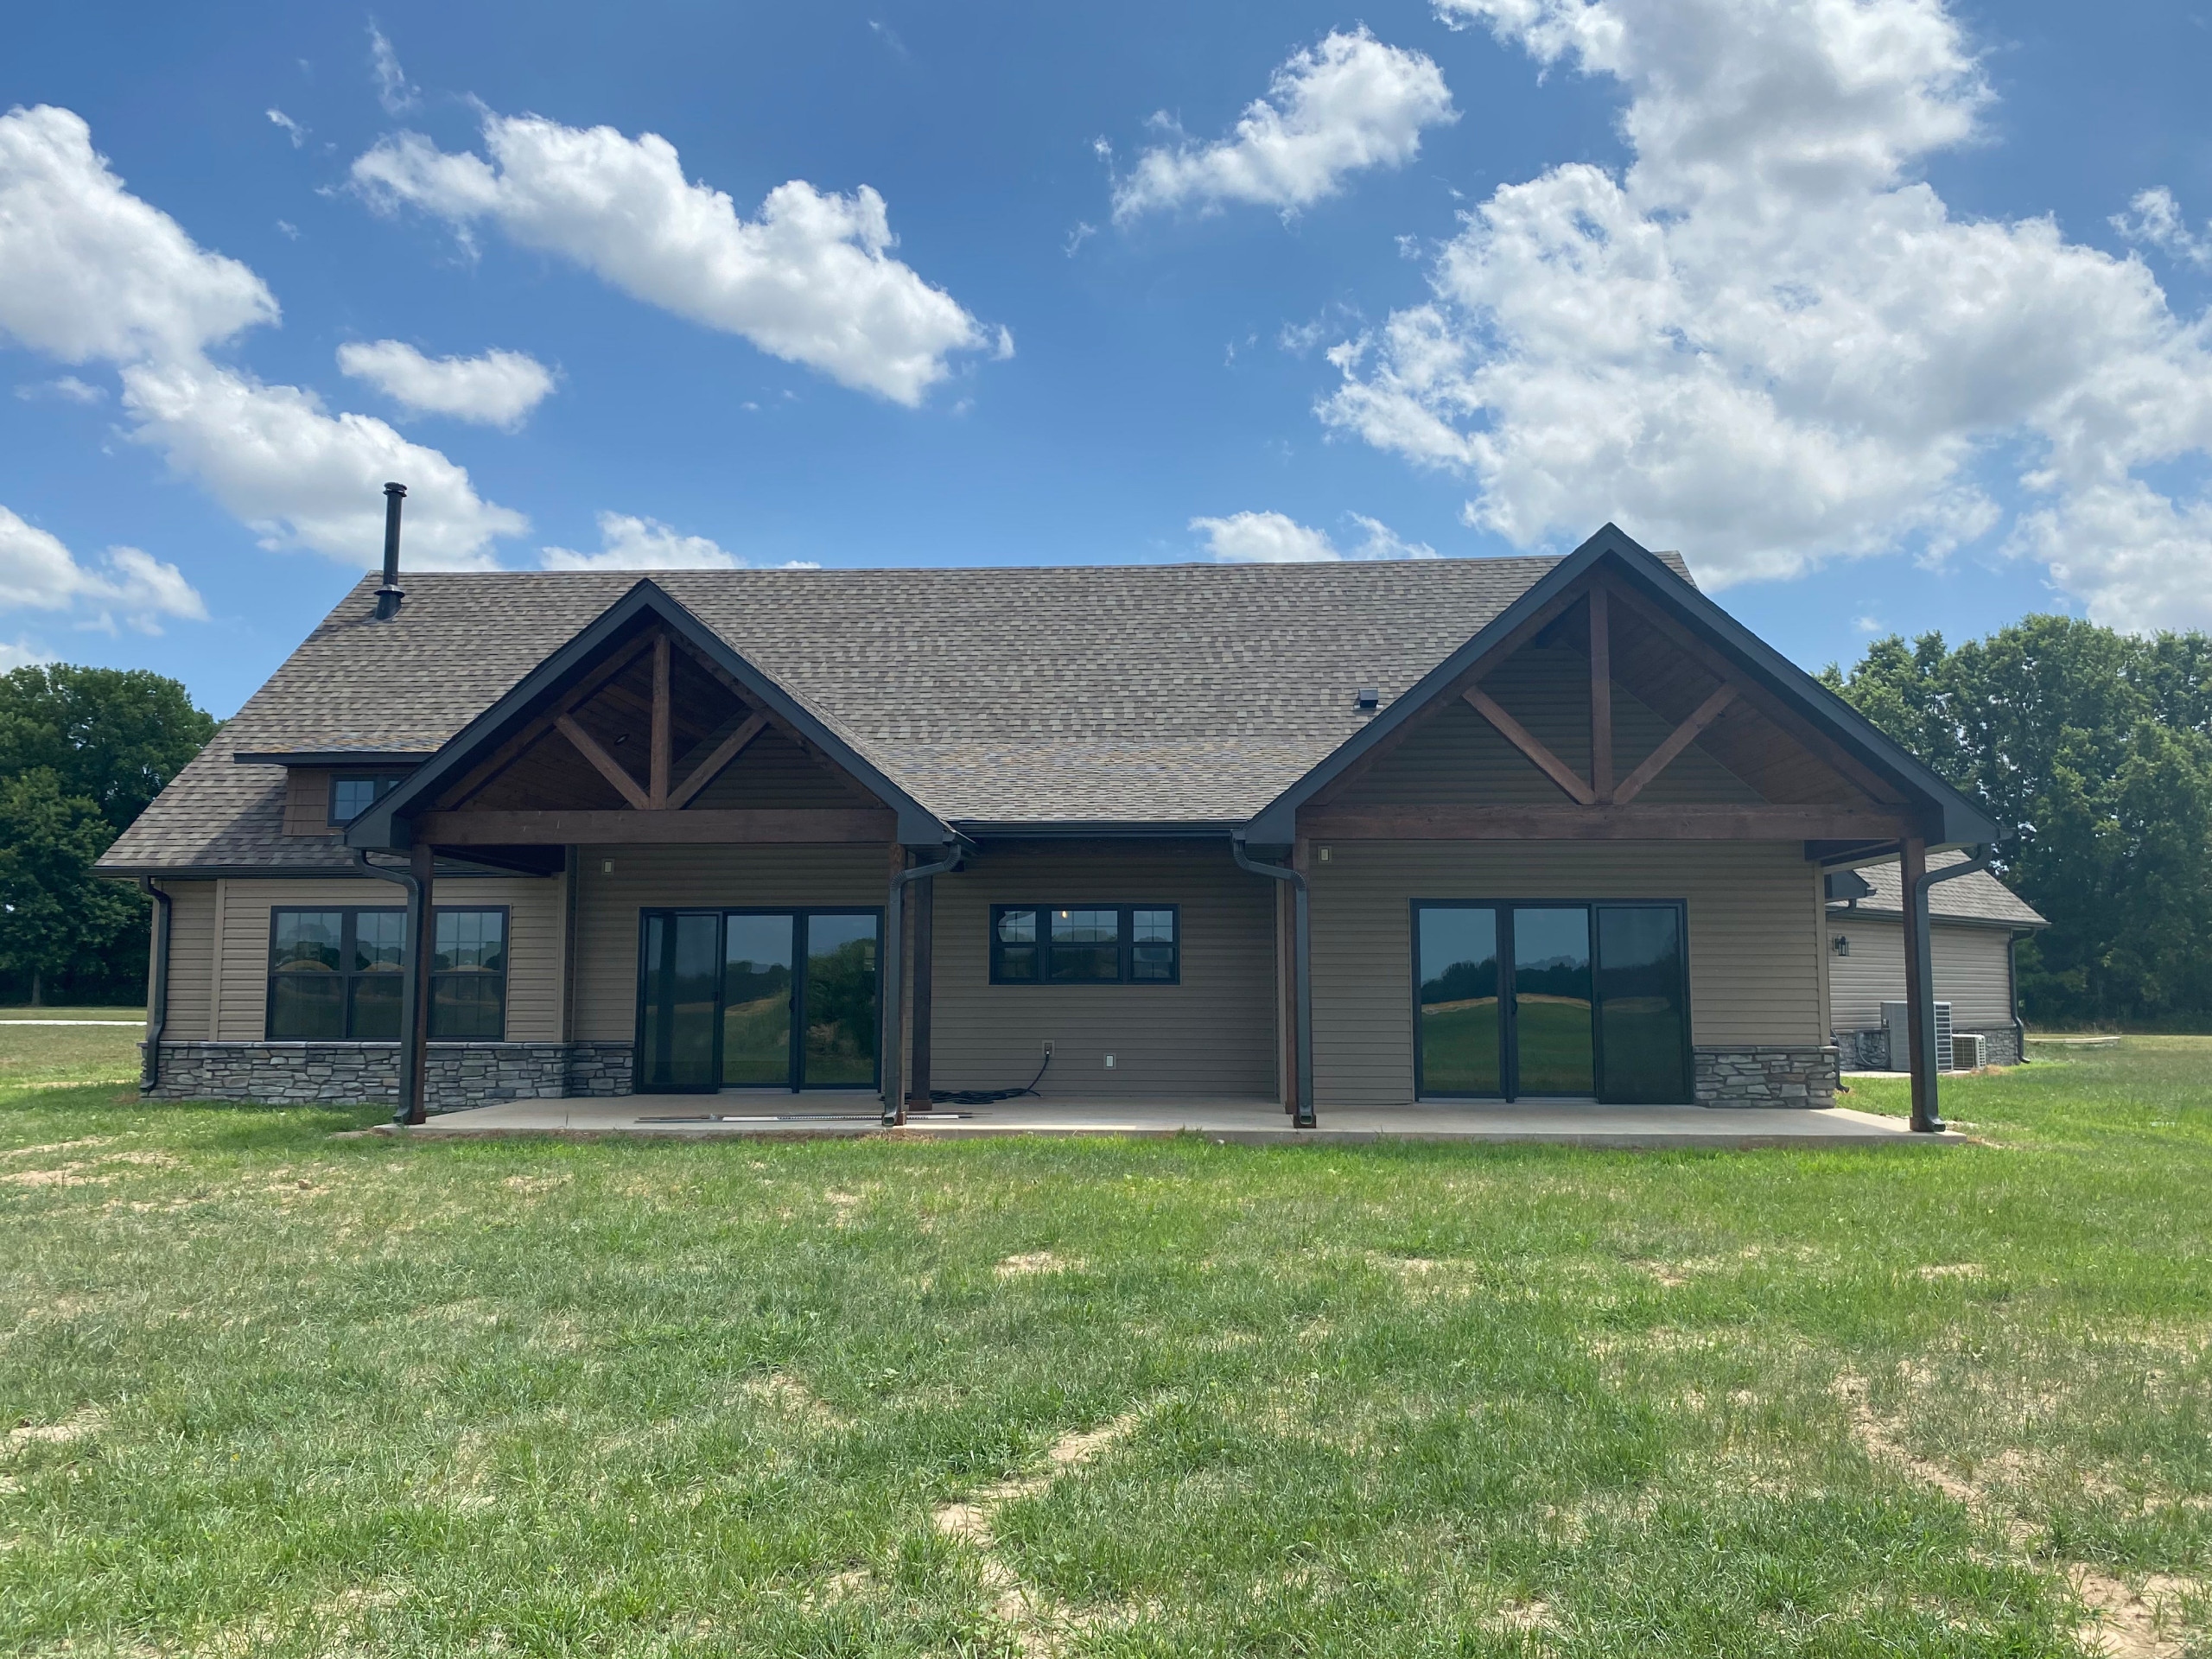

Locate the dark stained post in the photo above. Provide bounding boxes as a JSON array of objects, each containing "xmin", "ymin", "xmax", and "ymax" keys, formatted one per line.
[
  {"xmin": 881, "ymin": 843, "xmax": 905, "ymax": 1126},
  {"xmin": 1899, "ymin": 836, "xmax": 1937, "ymax": 1132},
  {"xmin": 907, "ymin": 873, "xmax": 934, "ymax": 1111},
  {"xmin": 401, "ymin": 842, "xmax": 435, "ymax": 1126},
  {"xmin": 648, "ymin": 632, "xmax": 672, "ymax": 808},
  {"xmin": 1278, "ymin": 878, "xmax": 1297, "ymax": 1117},
  {"xmin": 1588, "ymin": 586, "xmax": 1614, "ymax": 801}
]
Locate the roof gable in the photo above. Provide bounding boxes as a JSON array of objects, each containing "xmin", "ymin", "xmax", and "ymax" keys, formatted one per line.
[
  {"xmin": 345, "ymin": 580, "xmax": 952, "ymax": 849},
  {"xmin": 1243, "ymin": 524, "xmax": 1999, "ymax": 848}
]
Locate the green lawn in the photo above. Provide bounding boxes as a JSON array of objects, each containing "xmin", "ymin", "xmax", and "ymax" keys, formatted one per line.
[
  {"xmin": 0, "ymin": 1010, "xmax": 144, "ymax": 1090},
  {"xmin": 2, "ymin": 1037, "xmax": 2208, "ymax": 1656}
]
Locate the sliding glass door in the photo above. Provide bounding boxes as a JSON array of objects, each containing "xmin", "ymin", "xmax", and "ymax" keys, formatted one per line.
[
  {"xmin": 1414, "ymin": 902, "xmax": 1689, "ymax": 1103},
  {"xmin": 637, "ymin": 909, "xmax": 880, "ymax": 1093}
]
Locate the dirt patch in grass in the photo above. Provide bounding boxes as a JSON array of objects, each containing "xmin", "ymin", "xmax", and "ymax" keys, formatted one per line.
[
  {"xmin": 995, "ymin": 1251, "xmax": 1069, "ymax": 1278},
  {"xmin": 1839, "ymin": 1373, "xmax": 2207, "ymax": 1656},
  {"xmin": 932, "ymin": 1408, "xmax": 1150, "ymax": 1655}
]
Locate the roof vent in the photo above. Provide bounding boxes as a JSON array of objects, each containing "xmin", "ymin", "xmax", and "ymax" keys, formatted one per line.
[
  {"xmin": 373, "ymin": 481, "xmax": 407, "ymax": 620},
  {"xmin": 1356, "ymin": 686, "xmax": 1381, "ymax": 711}
]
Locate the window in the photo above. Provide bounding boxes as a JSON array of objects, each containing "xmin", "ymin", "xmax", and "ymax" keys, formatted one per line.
[
  {"xmin": 989, "ymin": 905, "xmax": 1179, "ymax": 985},
  {"xmin": 267, "ymin": 906, "xmax": 507, "ymax": 1040},
  {"xmin": 327, "ymin": 773, "xmax": 405, "ymax": 825}
]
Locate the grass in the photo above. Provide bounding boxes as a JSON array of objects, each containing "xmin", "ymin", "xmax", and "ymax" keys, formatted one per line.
[
  {"xmin": 0, "ymin": 1011, "xmax": 144, "ymax": 1090},
  {"xmin": 1, "ymin": 1034, "xmax": 2208, "ymax": 1656}
]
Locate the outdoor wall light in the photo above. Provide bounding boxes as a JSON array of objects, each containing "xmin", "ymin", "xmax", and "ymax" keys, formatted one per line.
[{"xmin": 1832, "ymin": 934, "xmax": 1850, "ymax": 956}]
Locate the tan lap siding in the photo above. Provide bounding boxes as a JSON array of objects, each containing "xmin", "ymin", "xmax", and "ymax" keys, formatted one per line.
[
  {"xmin": 212, "ymin": 874, "xmax": 566, "ymax": 1041},
  {"xmin": 1826, "ymin": 916, "xmax": 2017, "ymax": 1031},
  {"xmin": 569, "ymin": 845, "xmax": 890, "ymax": 1044},
  {"xmin": 1308, "ymin": 840, "xmax": 1822, "ymax": 1106},
  {"xmin": 158, "ymin": 880, "xmax": 217, "ymax": 1040},
  {"xmin": 929, "ymin": 840, "xmax": 1278, "ymax": 1099}
]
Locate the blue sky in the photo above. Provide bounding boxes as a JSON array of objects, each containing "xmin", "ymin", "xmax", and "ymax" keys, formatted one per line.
[{"xmin": 3, "ymin": 0, "xmax": 2211, "ymax": 717}]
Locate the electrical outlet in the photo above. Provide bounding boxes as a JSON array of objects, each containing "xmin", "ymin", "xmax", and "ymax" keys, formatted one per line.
[
  {"xmin": 1042, "ymin": 1040, "xmax": 1052, "ymax": 1056},
  {"xmin": 1104, "ymin": 1054, "xmax": 1116, "ymax": 1068}
]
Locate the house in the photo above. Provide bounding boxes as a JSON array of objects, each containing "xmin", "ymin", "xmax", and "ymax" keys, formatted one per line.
[
  {"xmin": 96, "ymin": 520, "xmax": 1999, "ymax": 1133},
  {"xmin": 1825, "ymin": 855, "xmax": 2046, "ymax": 1068}
]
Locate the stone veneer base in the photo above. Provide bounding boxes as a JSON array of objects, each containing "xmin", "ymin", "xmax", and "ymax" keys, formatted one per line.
[
  {"xmin": 142, "ymin": 1040, "xmax": 635, "ymax": 1114},
  {"xmin": 1694, "ymin": 1046, "xmax": 1840, "ymax": 1109}
]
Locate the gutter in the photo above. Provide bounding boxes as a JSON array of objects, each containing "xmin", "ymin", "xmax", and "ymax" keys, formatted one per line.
[
  {"xmin": 137, "ymin": 877, "xmax": 171, "ymax": 1091},
  {"xmin": 881, "ymin": 843, "xmax": 964, "ymax": 1127},
  {"xmin": 353, "ymin": 849, "xmax": 428, "ymax": 1125},
  {"xmin": 1231, "ymin": 834, "xmax": 1315, "ymax": 1129},
  {"xmin": 1909, "ymin": 843, "xmax": 1993, "ymax": 1133}
]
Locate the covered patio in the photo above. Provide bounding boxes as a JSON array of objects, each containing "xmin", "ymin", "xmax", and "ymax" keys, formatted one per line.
[{"xmin": 372, "ymin": 1094, "xmax": 1934, "ymax": 1147}]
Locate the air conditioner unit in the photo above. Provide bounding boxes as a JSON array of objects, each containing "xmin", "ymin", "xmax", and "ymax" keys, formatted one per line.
[
  {"xmin": 1952, "ymin": 1032, "xmax": 1986, "ymax": 1071},
  {"xmin": 1881, "ymin": 1001, "xmax": 1951, "ymax": 1072}
]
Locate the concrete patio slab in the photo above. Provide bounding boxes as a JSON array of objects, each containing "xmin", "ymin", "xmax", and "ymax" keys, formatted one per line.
[{"xmin": 371, "ymin": 1093, "xmax": 1936, "ymax": 1147}]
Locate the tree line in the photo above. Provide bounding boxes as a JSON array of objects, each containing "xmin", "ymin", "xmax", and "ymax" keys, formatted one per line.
[
  {"xmin": 1822, "ymin": 615, "xmax": 2212, "ymax": 1027},
  {"xmin": 0, "ymin": 664, "xmax": 216, "ymax": 1005}
]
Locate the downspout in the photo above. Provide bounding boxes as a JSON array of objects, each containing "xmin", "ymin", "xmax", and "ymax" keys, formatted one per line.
[
  {"xmin": 1909, "ymin": 843, "xmax": 1993, "ymax": 1133},
  {"xmin": 354, "ymin": 849, "xmax": 424, "ymax": 1125},
  {"xmin": 1232, "ymin": 834, "xmax": 1315, "ymax": 1129},
  {"xmin": 137, "ymin": 877, "xmax": 171, "ymax": 1092},
  {"xmin": 2008, "ymin": 929, "xmax": 2029, "ymax": 1065},
  {"xmin": 882, "ymin": 843, "xmax": 963, "ymax": 1128}
]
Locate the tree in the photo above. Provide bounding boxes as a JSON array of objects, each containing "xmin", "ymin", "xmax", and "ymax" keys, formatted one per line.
[
  {"xmin": 0, "ymin": 769, "xmax": 141, "ymax": 1006},
  {"xmin": 1823, "ymin": 617, "xmax": 2212, "ymax": 1027},
  {"xmin": 0, "ymin": 664, "xmax": 215, "ymax": 1005},
  {"xmin": 0, "ymin": 664, "xmax": 217, "ymax": 831}
]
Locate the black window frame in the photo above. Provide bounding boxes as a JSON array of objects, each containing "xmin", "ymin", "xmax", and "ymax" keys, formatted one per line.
[
  {"xmin": 266, "ymin": 905, "xmax": 510, "ymax": 1041},
  {"xmin": 988, "ymin": 903, "xmax": 1180, "ymax": 986},
  {"xmin": 1409, "ymin": 898, "xmax": 1692, "ymax": 1105},
  {"xmin": 327, "ymin": 772, "xmax": 407, "ymax": 827}
]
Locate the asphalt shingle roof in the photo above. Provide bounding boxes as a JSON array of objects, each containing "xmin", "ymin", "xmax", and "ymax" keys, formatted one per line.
[
  {"xmin": 1834, "ymin": 850, "xmax": 2048, "ymax": 928},
  {"xmin": 108, "ymin": 555, "xmax": 1673, "ymax": 871}
]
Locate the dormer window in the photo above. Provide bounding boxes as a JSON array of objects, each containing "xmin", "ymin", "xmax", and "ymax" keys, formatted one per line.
[{"xmin": 328, "ymin": 772, "xmax": 404, "ymax": 826}]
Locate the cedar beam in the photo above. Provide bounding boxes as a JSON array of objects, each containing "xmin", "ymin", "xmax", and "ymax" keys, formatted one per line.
[
  {"xmin": 1612, "ymin": 685, "xmax": 1737, "ymax": 804},
  {"xmin": 665, "ymin": 713, "xmax": 767, "ymax": 810},
  {"xmin": 555, "ymin": 715, "xmax": 652, "ymax": 812},
  {"xmin": 1610, "ymin": 587, "xmax": 1909, "ymax": 806},
  {"xmin": 648, "ymin": 633, "xmax": 672, "ymax": 808},
  {"xmin": 1588, "ymin": 588, "xmax": 1614, "ymax": 801},
  {"xmin": 1309, "ymin": 577, "xmax": 1592, "ymax": 808},
  {"xmin": 1299, "ymin": 804, "xmax": 1916, "ymax": 841},
  {"xmin": 436, "ymin": 631, "xmax": 658, "ymax": 810},
  {"xmin": 416, "ymin": 807, "xmax": 895, "ymax": 844},
  {"xmin": 1464, "ymin": 688, "xmax": 1597, "ymax": 805}
]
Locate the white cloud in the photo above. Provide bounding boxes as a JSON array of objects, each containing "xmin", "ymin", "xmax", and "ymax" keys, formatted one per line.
[
  {"xmin": 14, "ymin": 375, "xmax": 104, "ymax": 404},
  {"xmin": 1316, "ymin": 0, "xmax": 2212, "ymax": 627},
  {"xmin": 0, "ymin": 505, "xmax": 207, "ymax": 633},
  {"xmin": 351, "ymin": 112, "xmax": 998, "ymax": 404},
  {"xmin": 1114, "ymin": 29, "xmax": 1456, "ymax": 221},
  {"xmin": 337, "ymin": 339, "xmax": 556, "ymax": 428},
  {"xmin": 120, "ymin": 358, "xmax": 525, "ymax": 569},
  {"xmin": 541, "ymin": 512, "xmax": 740, "ymax": 571},
  {"xmin": 0, "ymin": 105, "xmax": 276, "ymax": 364},
  {"xmin": 266, "ymin": 108, "xmax": 307, "ymax": 148},
  {"xmin": 0, "ymin": 639, "xmax": 55, "ymax": 671},
  {"xmin": 1191, "ymin": 509, "xmax": 1436, "ymax": 563},
  {"xmin": 367, "ymin": 21, "xmax": 418, "ymax": 115},
  {"xmin": 2113, "ymin": 186, "xmax": 2211, "ymax": 270},
  {"xmin": 0, "ymin": 104, "xmax": 525, "ymax": 571}
]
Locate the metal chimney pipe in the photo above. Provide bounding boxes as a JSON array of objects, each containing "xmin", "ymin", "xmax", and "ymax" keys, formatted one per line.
[{"xmin": 373, "ymin": 482, "xmax": 407, "ymax": 620}]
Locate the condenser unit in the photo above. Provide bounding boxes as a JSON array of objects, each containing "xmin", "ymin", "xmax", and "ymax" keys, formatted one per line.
[
  {"xmin": 1881, "ymin": 1001, "xmax": 1952, "ymax": 1072},
  {"xmin": 1952, "ymin": 1032, "xmax": 1986, "ymax": 1071}
]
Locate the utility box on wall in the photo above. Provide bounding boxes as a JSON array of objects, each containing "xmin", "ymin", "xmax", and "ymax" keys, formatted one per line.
[{"xmin": 1881, "ymin": 1000, "xmax": 1951, "ymax": 1072}]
